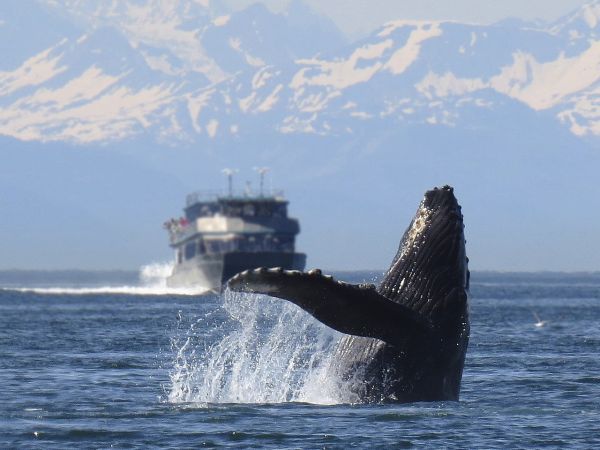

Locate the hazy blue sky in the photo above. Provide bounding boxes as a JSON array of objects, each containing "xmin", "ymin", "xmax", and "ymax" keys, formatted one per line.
[{"xmin": 223, "ymin": 0, "xmax": 591, "ymax": 37}]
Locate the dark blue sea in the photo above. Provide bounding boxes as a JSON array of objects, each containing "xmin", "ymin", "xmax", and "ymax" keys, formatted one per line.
[{"xmin": 2, "ymin": 270, "xmax": 600, "ymax": 448}]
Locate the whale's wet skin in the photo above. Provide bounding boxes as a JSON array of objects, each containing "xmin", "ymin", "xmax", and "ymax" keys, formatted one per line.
[{"xmin": 229, "ymin": 186, "xmax": 469, "ymax": 403}]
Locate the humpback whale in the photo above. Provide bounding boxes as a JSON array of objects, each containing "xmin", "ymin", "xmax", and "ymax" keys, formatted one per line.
[{"xmin": 228, "ymin": 186, "xmax": 469, "ymax": 403}]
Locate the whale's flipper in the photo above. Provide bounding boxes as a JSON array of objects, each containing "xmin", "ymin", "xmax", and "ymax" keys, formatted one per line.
[{"xmin": 227, "ymin": 268, "xmax": 433, "ymax": 346}]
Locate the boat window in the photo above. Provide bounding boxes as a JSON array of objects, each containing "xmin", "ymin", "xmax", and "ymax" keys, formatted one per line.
[
  {"xmin": 226, "ymin": 240, "xmax": 236, "ymax": 252},
  {"xmin": 272, "ymin": 234, "xmax": 294, "ymax": 252},
  {"xmin": 225, "ymin": 205, "xmax": 242, "ymax": 216},
  {"xmin": 206, "ymin": 240, "xmax": 220, "ymax": 254},
  {"xmin": 185, "ymin": 242, "xmax": 196, "ymax": 260},
  {"xmin": 197, "ymin": 239, "xmax": 206, "ymax": 255},
  {"xmin": 274, "ymin": 205, "xmax": 286, "ymax": 217},
  {"xmin": 264, "ymin": 234, "xmax": 273, "ymax": 251}
]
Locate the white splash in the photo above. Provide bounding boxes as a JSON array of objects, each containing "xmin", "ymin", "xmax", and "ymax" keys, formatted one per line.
[
  {"xmin": 168, "ymin": 290, "xmax": 356, "ymax": 405},
  {"xmin": 5, "ymin": 262, "xmax": 208, "ymax": 296}
]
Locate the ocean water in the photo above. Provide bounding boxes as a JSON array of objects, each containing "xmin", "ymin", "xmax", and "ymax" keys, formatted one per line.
[{"xmin": 1, "ymin": 270, "xmax": 600, "ymax": 448}]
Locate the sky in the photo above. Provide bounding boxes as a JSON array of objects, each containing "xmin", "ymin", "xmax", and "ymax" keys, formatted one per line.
[
  {"xmin": 2, "ymin": 0, "xmax": 600, "ymax": 272},
  {"xmin": 222, "ymin": 0, "xmax": 592, "ymax": 38}
]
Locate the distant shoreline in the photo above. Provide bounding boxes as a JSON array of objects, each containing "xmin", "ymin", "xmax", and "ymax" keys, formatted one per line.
[
  {"xmin": 0, "ymin": 269, "xmax": 139, "ymax": 287},
  {"xmin": 1, "ymin": 268, "xmax": 599, "ymax": 286}
]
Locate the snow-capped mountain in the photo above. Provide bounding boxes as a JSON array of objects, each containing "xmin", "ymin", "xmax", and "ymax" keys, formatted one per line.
[
  {"xmin": 0, "ymin": 0, "xmax": 348, "ymax": 143},
  {"xmin": 1, "ymin": 0, "xmax": 600, "ymax": 145},
  {"xmin": 3, "ymin": 0, "xmax": 600, "ymax": 272},
  {"xmin": 39, "ymin": 0, "xmax": 345, "ymax": 82},
  {"xmin": 191, "ymin": 4, "xmax": 600, "ymax": 140}
]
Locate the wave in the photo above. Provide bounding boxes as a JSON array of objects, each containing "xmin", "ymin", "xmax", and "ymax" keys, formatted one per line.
[
  {"xmin": 5, "ymin": 285, "xmax": 208, "ymax": 296},
  {"xmin": 2, "ymin": 262, "xmax": 210, "ymax": 296},
  {"xmin": 167, "ymin": 290, "xmax": 355, "ymax": 405}
]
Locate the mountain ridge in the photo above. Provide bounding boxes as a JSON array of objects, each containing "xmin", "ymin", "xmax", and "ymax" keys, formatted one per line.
[{"xmin": 1, "ymin": 1, "xmax": 599, "ymax": 145}]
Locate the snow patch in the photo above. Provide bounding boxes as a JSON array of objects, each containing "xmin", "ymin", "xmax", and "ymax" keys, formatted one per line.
[
  {"xmin": 187, "ymin": 89, "xmax": 215, "ymax": 133},
  {"xmin": 101, "ymin": 1, "xmax": 227, "ymax": 83},
  {"xmin": 378, "ymin": 20, "xmax": 429, "ymax": 38},
  {"xmin": 245, "ymin": 53, "xmax": 265, "ymax": 68},
  {"xmin": 0, "ymin": 45, "xmax": 67, "ymax": 96},
  {"xmin": 416, "ymin": 41, "xmax": 600, "ymax": 117},
  {"xmin": 470, "ymin": 32, "xmax": 477, "ymax": 47},
  {"xmin": 213, "ymin": 15, "xmax": 230, "ymax": 27},
  {"xmin": 229, "ymin": 37, "xmax": 241, "ymax": 51},
  {"xmin": 206, "ymin": 119, "xmax": 218, "ymax": 138},
  {"xmin": 252, "ymin": 67, "xmax": 273, "ymax": 90},
  {"xmin": 291, "ymin": 40, "xmax": 393, "ymax": 90},
  {"xmin": 490, "ymin": 42, "xmax": 600, "ymax": 110},
  {"xmin": 0, "ymin": 82, "xmax": 176, "ymax": 143},
  {"xmin": 378, "ymin": 19, "xmax": 445, "ymax": 39},
  {"xmin": 558, "ymin": 83, "xmax": 600, "ymax": 136},
  {"xmin": 581, "ymin": 4, "xmax": 600, "ymax": 29},
  {"xmin": 229, "ymin": 37, "xmax": 265, "ymax": 67},
  {"xmin": 384, "ymin": 23, "xmax": 443, "ymax": 75},
  {"xmin": 279, "ymin": 114, "xmax": 317, "ymax": 134},
  {"xmin": 416, "ymin": 71, "xmax": 485, "ymax": 99},
  {"xmin": 141, "ymin": 52, "xmax": 181, "ymax": 76},
  {"xmin": 379, "ymin": 98, "xmax": 412, "ymax": 117},
  {"xmin": 256, "ymin": 84, "xmax": 283, "ymax": 112},
  {"xmin": 294, "ymin": 90, "xmax": 341, "ymax": 113},
  {"xmin": 350, "ymin": 111, "xmax": 372, "ymax": 119},
  {"xmin": 239, "ymin": 92, "xmax": 257, "ymax": 113},
  {"xmin": 18, "ymin": 66, "xmax": 120, "ymax": 108}
]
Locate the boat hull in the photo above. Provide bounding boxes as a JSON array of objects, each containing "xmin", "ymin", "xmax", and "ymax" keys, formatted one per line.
[{"xmin": 166, "ymin": 252, "xmax": 306, "ymax": 291}]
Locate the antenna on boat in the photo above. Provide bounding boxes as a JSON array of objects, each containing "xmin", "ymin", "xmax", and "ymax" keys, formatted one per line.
[
  {"xmin": 221, "ymin": 168, "xmax": 238, "ymax": 197},
  {"xmin": 254, "ymin": 167, "xmax": 270, "ymax": 197}
]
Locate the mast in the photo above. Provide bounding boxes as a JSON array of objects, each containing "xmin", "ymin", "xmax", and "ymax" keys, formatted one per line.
[
  {"xmin": 254, "ymin": 166, "xmax": 270, "ymax": 197},
  {"xmin": 221, "ymin": 168, "xmax": 239, "ymax": 198}
]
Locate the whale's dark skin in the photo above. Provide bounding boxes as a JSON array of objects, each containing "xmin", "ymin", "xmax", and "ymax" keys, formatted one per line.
[{"xmin": 228, "ymin": 186, "xmax": 469, "ymax": 403}]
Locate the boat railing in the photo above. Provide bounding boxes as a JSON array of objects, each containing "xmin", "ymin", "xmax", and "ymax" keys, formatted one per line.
[
  {"xmin": 167, "ymin": 224, "xmax": 195, "ymax": 244},
  {"xmin": 186, "ymin": 189, "xmax": 285, "ymax": 206}
]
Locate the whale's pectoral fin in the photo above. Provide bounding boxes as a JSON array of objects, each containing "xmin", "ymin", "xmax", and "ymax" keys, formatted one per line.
[{"xmin": 227, "ymin": 268, "xmax": 433, "ymax": 346}]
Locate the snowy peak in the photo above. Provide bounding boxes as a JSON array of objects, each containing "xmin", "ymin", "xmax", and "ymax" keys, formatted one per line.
[
  {"xmin": 580, "ymin": 2, "xmax": 600, "ymax": 29},
  {"xmin": 37, "ymin": 0, "xmax": 346, "ymax": 82},
  {"xmin": 40, "ymin": 0, "xmax": 225, "ymax": 82},
  {"xmin": 551, "ymin": 0, "xmax": 600, "ymax": 40},
  {"xmin": 41, "ymin": 0, "xmax": 212, "ymax": 31}
]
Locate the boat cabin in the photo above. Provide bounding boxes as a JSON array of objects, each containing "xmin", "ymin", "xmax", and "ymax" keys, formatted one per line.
[{"xmin": 166, "ymin": 191, "xmax": 301, "ymax": 264}]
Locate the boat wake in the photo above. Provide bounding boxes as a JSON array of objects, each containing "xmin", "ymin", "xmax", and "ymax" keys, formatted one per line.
[
  {"xmin": 167, "ymin": 289, "xmax": 360, "ymax": 405},
  {"xmin": 2, "ymin": 263, "xmax": 209, "ymax": 296}
]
